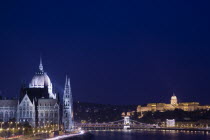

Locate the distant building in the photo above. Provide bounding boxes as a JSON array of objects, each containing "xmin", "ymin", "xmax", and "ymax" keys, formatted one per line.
[
  {"xmin": 166, "ymin": 119, "xmax": 175, "ymax": 127},
  {"xmin": 137, "ymin": 94, "xmax": 210, "ymax": 114}
]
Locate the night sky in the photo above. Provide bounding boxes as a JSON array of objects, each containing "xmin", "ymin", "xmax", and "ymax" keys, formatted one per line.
[{"xmin": 0, "ymin": 1, "xmax": 210, "ymax": 105}]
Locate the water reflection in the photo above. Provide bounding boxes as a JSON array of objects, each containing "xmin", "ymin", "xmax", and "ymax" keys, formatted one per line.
[{"xmin": 91, "ymin": 129, "xmax": 210, "ymax": 140}]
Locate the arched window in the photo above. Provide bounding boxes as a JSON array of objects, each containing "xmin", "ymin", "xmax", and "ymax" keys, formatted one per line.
[
  {"xmin": 10, "ymin": 112, "xmax": 13, "ymax": 118},
  {"xmin": 50, "ymin": 111, "xmax": 53, "ymax": 118},
  {"xmin": 5, "ymin": 112, "xmax": 8, "ymax": 121},
  {"xmin": 0, "ymin": 112, "xmax": 3, "ymax": 120}
]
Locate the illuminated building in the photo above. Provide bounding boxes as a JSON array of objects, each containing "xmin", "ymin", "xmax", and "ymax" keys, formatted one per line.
[
  {"xmin": 166, "ymin": 119, "xmax": 175, "ymax": 127},
  {"xmin": 136, "ymin": 94, "xmax": 210, "ymax": 114},
  {"xmin": 0, "ymin": 57, "xmax": 74, "ymax": 130},
  {"xmin": 62, "ymin": 76, "xmax": 74, "ymax": 131}
]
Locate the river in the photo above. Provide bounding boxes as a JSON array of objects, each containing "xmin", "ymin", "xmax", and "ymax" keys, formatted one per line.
[{"xmin": 90, "ymin": 129, "xmax": 210, "ymax": 140}]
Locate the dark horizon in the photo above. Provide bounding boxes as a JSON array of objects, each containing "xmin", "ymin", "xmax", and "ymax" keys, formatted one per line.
[{"xmin": 0, "ymin": 1, "xmax": 210, "ymax": 105}]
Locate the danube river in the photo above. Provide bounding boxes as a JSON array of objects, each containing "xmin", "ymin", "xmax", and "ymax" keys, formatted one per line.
[{"xmin": 90, "ymin": 130, "xmax": 210, "ymax": 140}]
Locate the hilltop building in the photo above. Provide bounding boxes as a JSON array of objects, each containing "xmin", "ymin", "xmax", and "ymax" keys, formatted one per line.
[
  {"xmin": 0, "ymin": 58, "xmax": 74, "ymax": 131},
  {"xmin": 137, "ymin": 94, "xmax": 210, "ymax": 114}
]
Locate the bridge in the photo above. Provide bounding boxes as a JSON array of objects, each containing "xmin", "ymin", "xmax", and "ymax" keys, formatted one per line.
[{"xmin": 76, "ymin": 116, "xmax": 159, "ymax": 130}]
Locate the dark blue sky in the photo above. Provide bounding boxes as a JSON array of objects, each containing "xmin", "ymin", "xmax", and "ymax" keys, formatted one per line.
[{"xmin": 0, "ymin": 0, "xmax": 210, "ymax": 105}]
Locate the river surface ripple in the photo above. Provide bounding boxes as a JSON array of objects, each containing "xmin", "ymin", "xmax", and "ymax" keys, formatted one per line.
[{"xmin": 90, "ymin": 129, "xmax": 210, "ymax": 140}]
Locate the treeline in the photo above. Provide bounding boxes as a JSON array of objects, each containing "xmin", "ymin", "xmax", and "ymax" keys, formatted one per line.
[
  {"xmin": 133, "ymin": 109, "xmax": 210, "ymax": 124},
  {"xmin": 73, "ymin": 101, "xmax": 137, "ymax": 123}
]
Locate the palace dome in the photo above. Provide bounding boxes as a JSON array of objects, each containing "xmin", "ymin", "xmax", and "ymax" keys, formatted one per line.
[{"xmin": 171, "ymin": 95, "xmax": 177, "ymax": 100}]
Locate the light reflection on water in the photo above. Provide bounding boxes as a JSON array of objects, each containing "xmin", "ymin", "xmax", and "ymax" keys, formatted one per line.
[{"xmin": 90, "ymin": 129, "xmax": 210, "ymax": 140}]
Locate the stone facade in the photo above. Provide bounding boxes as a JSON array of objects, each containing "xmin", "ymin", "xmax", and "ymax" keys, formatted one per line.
[
  {"xmin": 0, "ymin": 100, "xmax": 18, "ymax": 122},
  {"xmin": 38, "ymin": 98, "xmax": 59, "ymax": 126},
  {"xmin": 17, "ymin": 94, "xmax": 36, "ymax": 127}
]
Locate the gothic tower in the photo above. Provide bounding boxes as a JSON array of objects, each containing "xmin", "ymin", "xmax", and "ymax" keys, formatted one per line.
[{"xmin": 62, "ymin": 76, "xmax": 74, "ymax": 131}]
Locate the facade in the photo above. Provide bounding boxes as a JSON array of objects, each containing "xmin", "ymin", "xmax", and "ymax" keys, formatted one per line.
[
  {"xmin": 136, "ymin": 95, "xmax": 210, "ymax": 114},
  {"xmin": 38, "ymin": 99, "xmax": 60, "ymax": 126},
  {"xmin": 17, "ymin": 94, "xmax": 36, "ymax": 126},
  {"xmin": 0, "ymin": 100, "xmax": 18, "ymax": 122},
  {"xmin": 166, "ymin": 119, "xmax": 175, "ymax": 127},
  {"xmin": 0, "ymin": 58, "xmax": 74, "ymax": 130}
]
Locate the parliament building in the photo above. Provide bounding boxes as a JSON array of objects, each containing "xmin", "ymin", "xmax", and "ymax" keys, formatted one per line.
[{"xmin": 0, "ymin": 58, "xmax": 74, "ymax": 131}]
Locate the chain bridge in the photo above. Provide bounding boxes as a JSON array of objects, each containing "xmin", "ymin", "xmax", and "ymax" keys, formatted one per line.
[{"xmin": 76, "ymin": 116, "xmax": 159, "ymax": 130}]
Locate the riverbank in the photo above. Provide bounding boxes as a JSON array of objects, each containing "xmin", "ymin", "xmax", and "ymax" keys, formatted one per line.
[
  {"xmin": 46, "ymin": 132, "xmax": 93, "ymax": 140},
  {"xmin": 83, "ymin": 127, "xmax": 210, "ymax": 133}
]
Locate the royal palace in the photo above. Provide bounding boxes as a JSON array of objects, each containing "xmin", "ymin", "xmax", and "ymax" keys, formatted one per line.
[{"xmin": 137, "ymin": 94, "xmax": 210, "ymax": 114}]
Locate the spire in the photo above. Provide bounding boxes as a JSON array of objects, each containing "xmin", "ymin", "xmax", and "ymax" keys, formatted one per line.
[
  {"xmin": 65, "ymin": 75, "xmax": 68, "ymax": 87},
  {"xmin": 68, "ymin": 78, "xmax": 71, "ymax": 86},
  {"xmin": 68, "ymin": 77, "xmax": 72, "ymax": 95},
  {"xmin": 39, "ymin": 56, "xmax": 44, "ymax": 71}
]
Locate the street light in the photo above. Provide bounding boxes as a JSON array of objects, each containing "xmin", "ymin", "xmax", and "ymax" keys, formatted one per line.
[
  {"xmin": 15, "ymin": 122, "xmax": 19, "ymax": 129},
  {"xmin": 22, "ymin": 128, "xmax": 25, "ymax": 135},
  {"xmin": 7, "ymin": 128, "xmax": 9, "ymax": 137},
  {"xmin": 9, "ymin": 122, "xmax": 13, "ymax": 129},
  {"xmin": 12, "ymin": 128, "xmax": 15, "ymax": 136}
]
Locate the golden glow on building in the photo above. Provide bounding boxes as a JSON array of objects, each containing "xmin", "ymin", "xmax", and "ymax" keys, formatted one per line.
[{"xmin": 136, "ymin": 95, "xmax": 210, "ymax": 113}]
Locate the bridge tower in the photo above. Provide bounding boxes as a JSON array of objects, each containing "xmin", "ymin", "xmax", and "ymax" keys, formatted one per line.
[{"xmin": 123, "ymin": 116, "xmax": 131, "ymax": 129}]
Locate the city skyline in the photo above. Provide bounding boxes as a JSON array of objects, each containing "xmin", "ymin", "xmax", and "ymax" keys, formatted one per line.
[{"xmin": 0, "ymin": 1, "xmax": 210, "ymax": 105}]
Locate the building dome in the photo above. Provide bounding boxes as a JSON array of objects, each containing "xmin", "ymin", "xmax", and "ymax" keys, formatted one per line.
[
  {"xmin": 171, "ymin": 95, "xmax": 177, "ymax": 100},
  {"xmin": 29, "ymin": 57, "xmax": 56, "ymax": 99},
  {"xmin": 30, "ymin": 72, "xmax": 52, "ymax": 87},
  {"xmin": 170, "ymin": 94, "xmax": 178, "ymax": 105}
]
